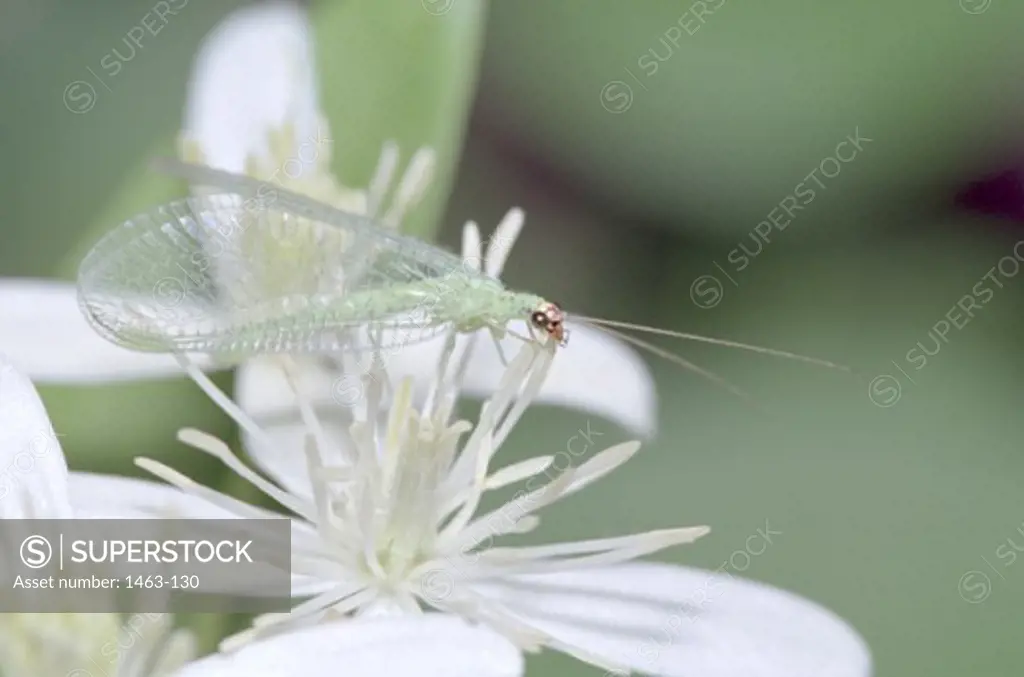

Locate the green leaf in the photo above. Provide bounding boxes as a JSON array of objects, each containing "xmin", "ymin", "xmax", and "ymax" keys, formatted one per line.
[
  {"xmin": 0, "ymin": 0, "xmax": 244, "ymax": 279},
  {"xmin": 58, "ymin": 135, "xmax": 185, "ymax": 277},
  {"xmin": 312, "ymin": 0, "xmax": 488, "ymax": 241},
  {"xmin": 482, "ymin": 0, "xmax": 1024, "ymax": 237}
]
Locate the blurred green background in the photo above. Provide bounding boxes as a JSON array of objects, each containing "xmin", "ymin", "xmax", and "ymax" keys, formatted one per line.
[{"xmin": 3, "ymin": 1, "xmax": 1024, "ymax": 675}]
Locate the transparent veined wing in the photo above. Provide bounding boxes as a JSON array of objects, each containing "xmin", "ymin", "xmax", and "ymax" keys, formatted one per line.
[
  {"xmin": 152, "ymin": 158, "xmax": 390, "ymax": 291},
  {"xmin": 77, "ymin": 192, "xmax": 486, "ymax": 358}
]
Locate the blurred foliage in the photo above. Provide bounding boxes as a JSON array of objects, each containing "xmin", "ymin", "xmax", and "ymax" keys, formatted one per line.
[
  {"xmin": 4, "ymin": 1, "xmax": 1024, "ymax": 676},
  {"xmin": 313, "ymin": 0, "xmax": 486, "ymax": 240},
  {"xmin": 480, "ymin": 0, "xmax": 1024, "ymax": 238}
]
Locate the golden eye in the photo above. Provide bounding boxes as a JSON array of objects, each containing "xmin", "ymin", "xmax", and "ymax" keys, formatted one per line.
[{"xmin": 530, "ymin": 311, "xmax": 547, "ymax": 328}]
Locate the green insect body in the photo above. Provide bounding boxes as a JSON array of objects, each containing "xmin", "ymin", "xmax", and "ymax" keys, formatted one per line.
[
  {"xmin": 77, "ymin": 184, "xmax": 552, "ymax": 359},
  {"xmin": 419, "ymin": 275, "xmax": 544, "ymax": 334},
  {"xmin": 208, "ymin": 276, "xmax": 544, "ymax": 357},
  {"xmin": 79, "ymin": 159, "xmax": 848, "ymax": 395}
]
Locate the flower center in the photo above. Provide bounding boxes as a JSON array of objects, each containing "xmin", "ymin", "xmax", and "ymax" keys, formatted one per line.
[{"xmin": 315, "ymin": 378, "xmax": 459, "ymax": 598}]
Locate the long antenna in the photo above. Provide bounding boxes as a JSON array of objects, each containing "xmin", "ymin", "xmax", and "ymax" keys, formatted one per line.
[
  {"xmin": 572, "ymin": 315, "xmax": 851, "ymax": 373},
  {"xmin": 588, "ymin": 323, "xmax": 755, "ymax": 403}
]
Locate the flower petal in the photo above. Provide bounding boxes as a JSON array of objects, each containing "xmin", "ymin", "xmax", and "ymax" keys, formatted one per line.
[
  {"xmin": 0, "ymin": 279, "xmax": 216, "ymax": 383},
  {"xmin": 0, "ymin": 355, "xmax": 72, "ymax": 518},
  {"xmin": 66, "ymin": 471, "xmax": 242, "ymax": 519},
  {"xmin": 184, "ymin": 0, "xmax": 318, "ymax": 172},
  {"xmin": 170, "ymin": 615, "xmax": 523, "ymax": 677},
  {"xmin": 235, "ymin": 357, "xmax": 352, "ymax": 501},
  {"xmin": 472, "ymin": 562, "xmax": 871, "ymax": 677}
]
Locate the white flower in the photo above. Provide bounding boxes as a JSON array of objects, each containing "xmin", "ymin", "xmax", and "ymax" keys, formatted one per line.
[
  {"xmin": 178, "ymin": 0, "xmax": 430, "ymax": 227},
  {"xmin": 0, "ymin": 356, "xmax": 522, "ymax": 677},
  {"xmin": 131, "ymin": 209, "xmax": 871, "ymax": 676},
  {"xmin": 0, "ymin": 355, "xmax": 197, "ymax": 677},
  {"xmin": 170, "ymin": 615, "xmax": 522, "ymax": 677},
  {"xmin": 0, "ymin": 348, "xmax": 226, "ymax": 524},
  {"xmin": 0, "ymin": 2, "xmax": 872, "ymax": 674},
  {"xmin": 0, "ymin": 278, "xmax": 218, "ymax": 383},
  {"xmin": 2, "ymin": 3, "xmax": 869, "ymax": 672},
  {"xmin": 134, "ymin": 323, "xmax": 702, "ymax": 674}
]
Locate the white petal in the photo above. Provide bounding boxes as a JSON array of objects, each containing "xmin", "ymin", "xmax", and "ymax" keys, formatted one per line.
[
  {"xmin": 0, "ymin": 355, "xmax": 72, "ymax": 517},
  {"xmin": 235, "ymin": 357, "xmax": 353, "ymax": 500},
  {"xmin": 0, "ymin": 279, "xmax": 217, "ymax": 383},
  {"xmin": 472, "ymin": 562, "xmax": 871, "ymax": 677},
  {"xmin": 170, "ymin": 615, "xmax": 524, "ymax": 677},
  {"xmin": 66, "ymin": 471, "xmax": 243, "ymax": 519},
  {"xmin": 185, "ymin": 0, "xmax": 318, "ymax": 172},
  {"xmin": 235, "ymin": 357, "xmax": 332, "ymax": 424}
]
